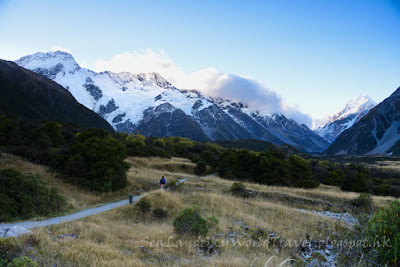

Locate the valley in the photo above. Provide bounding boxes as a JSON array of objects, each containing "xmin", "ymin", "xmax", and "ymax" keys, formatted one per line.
[{"xmin": 2, "ymin": 154, "xmax": 397, "ymax": 266}]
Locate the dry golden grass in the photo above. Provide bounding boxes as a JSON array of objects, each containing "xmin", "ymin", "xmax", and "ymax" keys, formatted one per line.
[
  {"xmin": 125, "ymin": 157, "xmax": 197, "ymax": 191},
  {"xmin": 5, "ymin": 155, "xmax": 398, "ymax": 266},
  {"xmin": 31, "ymin": 189, "xmax": 304, "ymax": 266},
  {"xmin": 0, "ymin": 154, "xmax": 196, "ymax": 214}
]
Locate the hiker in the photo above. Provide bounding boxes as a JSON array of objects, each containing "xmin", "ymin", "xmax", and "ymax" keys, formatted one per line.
[{"xmin": 159, "ymin": 176, "xmax": 167, "ymax": 189}]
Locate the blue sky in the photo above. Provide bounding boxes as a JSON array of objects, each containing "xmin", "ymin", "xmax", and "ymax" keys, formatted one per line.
[{"xmin": 0, "ymin": 0, "xmax": 399, "ymax": 126}]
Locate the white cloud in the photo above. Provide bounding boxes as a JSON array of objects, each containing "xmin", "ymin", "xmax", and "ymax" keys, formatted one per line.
[
  {"xmin": 51, "ymin": 46, "xmax": 72, "ymax": 54},
  {"xmin": 95, "ymin": 49, "xmax": 313, "ymax": 127}
]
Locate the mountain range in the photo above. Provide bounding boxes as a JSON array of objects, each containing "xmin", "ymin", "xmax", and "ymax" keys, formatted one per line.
[
  {"xmin": 15, "ymin": 51, "xmax": 329, "ymax": 153},
  {"xmin": 315, "ymin": 95, "xmax": 376, "ymax": 143}
]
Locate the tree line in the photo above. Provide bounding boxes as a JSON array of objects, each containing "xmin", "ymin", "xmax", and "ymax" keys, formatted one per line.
[{"xmin": 1, "ymin": 114, "xmax": 400, "ymax": 196}]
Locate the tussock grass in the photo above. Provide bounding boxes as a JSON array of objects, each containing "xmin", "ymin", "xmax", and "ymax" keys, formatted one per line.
[
  {"xmin": 5, "ymin": 155, "xmax": 398, "ymax": 266},
  {"xmin": 125, "ymin": 157, "xmax": 196, "ymax": 190},
  {"xmin": 0, "ymin": 154, "xmax": 197, "ymax": 213}
]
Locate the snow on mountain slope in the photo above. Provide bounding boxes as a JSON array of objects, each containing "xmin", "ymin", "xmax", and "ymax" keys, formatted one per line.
[
  {"xmin": 15, "ymin": 51, "xmax": 329, "ymax": 153},
  {"xmin": 316, "ymin": 94, "xmax": 376, "ymax": 143},
  {"xmin": 16, "ymin": 51, "xmax": 213, "ymax": 129},
  {"xmin": 325, "ymin": 87, "xmax": 400, "ymax": 156}
]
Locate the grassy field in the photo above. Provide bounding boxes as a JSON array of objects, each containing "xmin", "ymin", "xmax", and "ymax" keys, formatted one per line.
[
  {"xmin": 2, "ymin": 154, "xmax": 399, "ymax": 266},
  {"xmin": 0, "ymin": 153, "xmax": 197, "ymax": 218}
]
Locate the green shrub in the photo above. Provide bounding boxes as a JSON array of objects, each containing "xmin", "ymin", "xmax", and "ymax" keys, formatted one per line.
[
  {"xmin": 0, "ymin": 193, "xmax": 19, "ymax": 221},
  {"xmin": 353, "ymin": 193, "xmax": 373, "ymax": 213},
  {"xmin": 64, "ymin": 129, "xmax": 129, "ymax": 192},
  {"xmin": 173, "ymin": 206, "xmax": 209, "ymax": 236},
  {"xmin": 8, "ymin": 256, "xmax": 38, "ymax": 267},
  {"xmin": 251, "ymin": 227, "xmax": 268, "ymax": 241},
  {"xmin": 324, "ymin": 169, "xmax": 345, "ymax": 186},
  {"xmin": 342, "ymin": 171, "xmax": 369, "ymax": 192},
  {"xmin": 230, "ymin": 182, "xmax": 246, "ymax": 194},
  {"xmin": 165, "ymin": 180, "xmax": 182, "ymax": 191},
  {"xmin": 0, "ymin": 237, "xmax": 21, "ymax": 263},
  {"xmin": 365, "ymin": 201, "xmax": 400, "ymax": 265},
  {"xmin": 207, "ymin": 215, "xmax": 219, "ymax": 232},
  {"xmin": 136, "ymin": 198, "xmax": 151, "ymax": 214},
  {"xmin": 289, "ymin": 155, "xmax": 319, "ymax": 189},
  {"xmin": 152, "ymin": 208, "xmax": 168, "ymax": 220},
  {"xmin": 230, "ymin": 182, "xmax": 251, "ymax": 198},
  {"xmin": 194, "ymin": 161, "xmax": 207, "ymax": 176},
  {"xmin": 0, "ymin": 169, "xmax": 66, "ymax": 221}
]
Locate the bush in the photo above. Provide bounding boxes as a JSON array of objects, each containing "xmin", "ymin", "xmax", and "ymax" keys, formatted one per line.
[
  {"xmin": 136, "ymin": 198, "xmax": 151, "ymax": 214},
  {"xmin": 165, "ymin": 180, "xmax": 182, "ymax": 191},
  {"xmin": 353, "ymin": 193, "xmax": 373, "ymax": 213},
  {"xmin": 365, "ymin": 200, "xmax": 400, "ymax": 265},
  {"xmin": 173, "ymin": 206, "xmax": 209, "ymax": 236},
  {"xmin": 194, "ymin": 161, "xmax": 207, "ymax": 176},
  {"xmin": 64, "ymin": 129, "xmax": 129, "ymax": 192},
  {"xmin": 342, "ymin": 171, "xmax": 369, "ymax": 193},
  {"xmin": 324, "ymin": 169, "xmax": 345, "ymax": 186},
  {"xmin": 230, "ymin": 182, "xmax": 246, "ymax": 194},
  {"xmin": 289, "ymin": 155, "xmax": 319, "ymax": 188},
  {"xmin": 230, "ymin": 182, "xmax": 250, "ymax": 198},
  {"xmin": 207, "ymin": 215, "xmax": 219, "ymax": 233},
  {"xmin": 251, "ymin": 227, "xmax": 268, "ymax": 241},
  {"xmin": 8, "ymin": 256, "xmax": 38, "ymax": 267},
  {"xmin": 152, "ymin": 208, "xmax": 169, "ymax": 220},
  {"xmin": 0, "ymin": 237, "xmax": 21, "ymax": 264},
  {"xmin": 0, "ymin": 169, "xmax": 66, "ymax": 221}
]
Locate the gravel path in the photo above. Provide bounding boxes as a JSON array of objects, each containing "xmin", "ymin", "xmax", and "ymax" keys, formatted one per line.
[
  {"xmin": 0, "ymin": 196, "xmax": 140, "ymax": 230},
  {"xmin": 0, "ymin": 174, "xmax": 217, "ymax": 230}
]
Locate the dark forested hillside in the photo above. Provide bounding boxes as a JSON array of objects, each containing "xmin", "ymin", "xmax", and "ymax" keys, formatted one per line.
[{"xmin": 0, "ymin": 60, "xmax": 113, "ymax": 131}]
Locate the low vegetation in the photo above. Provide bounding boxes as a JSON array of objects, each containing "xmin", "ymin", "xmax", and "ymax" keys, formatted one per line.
[
  {"xmin": 173, "ymin": 206, "xmax": 211, "ymax": 236},
  {"xmin": 0, "ymin": 169, "xmax": 65, "ymax": 221},
  {"xmin": 1, "ymin": 156, "xmax": 398, "ymax": 266}
]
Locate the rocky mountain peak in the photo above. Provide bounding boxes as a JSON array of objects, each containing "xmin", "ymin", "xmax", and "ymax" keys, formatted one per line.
[{"xmin": 315, "ymin": 94, "xmax": 377, "ymax": 143}]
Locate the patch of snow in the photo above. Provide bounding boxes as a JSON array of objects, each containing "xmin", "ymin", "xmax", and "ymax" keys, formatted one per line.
[{"xmin": 316, "ymin": 94, "xmax": 376, "ymax": 142}]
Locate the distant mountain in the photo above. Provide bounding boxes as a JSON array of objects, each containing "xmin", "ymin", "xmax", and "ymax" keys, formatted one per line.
[
  {"xmin": 316, "ymin": 95, "xmax": 376, "ymax": 143},
  {"xmin": 15, "ymin": 51, "xmax": 329, "ymax": 153},
  {"xmin": 0, "ymin": 59, "xmax": 113, "ymax": 131},
  {"xmin": 324, "ymin": 87, "xmax": 400, "ymax": 156}
]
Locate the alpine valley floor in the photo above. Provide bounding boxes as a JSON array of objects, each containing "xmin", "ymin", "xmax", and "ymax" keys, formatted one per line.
[{"xmin": 0, "ymin": 154, "xmax": 398, "ymax": 266}]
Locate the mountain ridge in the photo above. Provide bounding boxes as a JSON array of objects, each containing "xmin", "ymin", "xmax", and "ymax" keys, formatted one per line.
[
  {"xmin": 316, "ymin": 94, "xmax": 376, "ymax": 143},
  {"xmin": 0, "ymin": 59, "xmax": 114, "ymax": 131},
  {"xmin": 15, "ymin": 51, "xmax": 329, "ymax": 153},
  {"xmin": 324, "ymin": 87, "xmax": 400, "ymax": 156}
]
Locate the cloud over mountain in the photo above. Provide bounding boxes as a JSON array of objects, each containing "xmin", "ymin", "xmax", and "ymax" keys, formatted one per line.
[{"xmin": 95, "ymin": 49, "xmax": 312, "ymax": 126}]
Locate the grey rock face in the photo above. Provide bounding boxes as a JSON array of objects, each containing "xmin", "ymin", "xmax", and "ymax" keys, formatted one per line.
[
  {"xmin": 98, "ymin": 99, "xmax": 118, "ymax": 117},
  {"xmin": 112, "ymin": 113, "xmax": 126, "ymax": 123},
  {"xmin": 136, "ymin": 103, "xmax": 209, "ymax": 141},
  {"xmin": 116, "ymin": 119, "xmax": 136, "ymax": 133},
  {"xmin": 34, "ymin": 63, "xmax": 65, "ymax": 80},
  {"xmin": 84, "ymin": 83, "xmax": 102, "ymax": 101},
  {"xmin": 253, "ymin": 113, "xmax": 329, "ymax": 153},
  {"xmin": 192, "ymin": 104, "xmax": 252, "ymax": 141}
]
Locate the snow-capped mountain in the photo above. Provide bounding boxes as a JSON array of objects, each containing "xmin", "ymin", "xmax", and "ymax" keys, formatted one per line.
[
  {"xmin": 325, "ymin": 87, "xmax": 400, "ymax": 156},
  {"xmin": 15, "ymin": 51, "xmax": 329, "ymax": 153},
  {"xmin": 315, "ymin": 95, "xmax": 376, "ymax": 143}
]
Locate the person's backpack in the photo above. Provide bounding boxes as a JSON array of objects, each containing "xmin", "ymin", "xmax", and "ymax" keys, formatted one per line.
[{"xmin": 160, "ymin": 177, "xmax": 166, "ymax": 185}]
